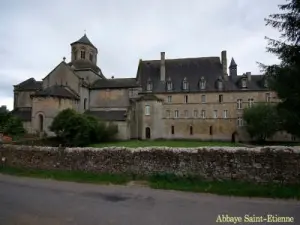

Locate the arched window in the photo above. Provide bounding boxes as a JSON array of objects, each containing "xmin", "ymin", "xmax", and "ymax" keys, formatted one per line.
[{"xmin": 84, "ymin": 98, "xmax": 87, "ymax": 110}]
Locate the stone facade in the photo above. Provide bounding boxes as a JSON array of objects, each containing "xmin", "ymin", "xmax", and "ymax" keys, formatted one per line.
[
  {"xmin": 1, "ymin": 145, "xmax": 300, "ymax": 184},
  {"xmin": 11, "ymin": 34, "xmax": 294, "ymax": 141}
]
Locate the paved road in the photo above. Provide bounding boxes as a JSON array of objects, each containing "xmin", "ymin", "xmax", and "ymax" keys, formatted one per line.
[{"xmin": 0, "ymin": 174, "xmax": 299, "ymax": 225}]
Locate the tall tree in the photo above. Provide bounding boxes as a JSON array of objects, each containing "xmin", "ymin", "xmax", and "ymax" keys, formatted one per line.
[{"xmin": 264, "ymin": 0, "xmax": 300, "ymax": 136}]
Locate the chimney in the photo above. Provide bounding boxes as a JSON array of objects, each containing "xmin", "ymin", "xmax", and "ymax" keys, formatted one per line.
[
  {"xmin": 160, "ymin": 52, "xmax": 165, "ymax": 81},
  {"xmin": 111, "ymin": 76, "xmax": 114, "ymax": 79},
  {"xmin": 246, "ymin": 72, "xmax": 251, "ymax": 81},
  {"xmin": 221, "ymin": 50, "xmax": 228, "ymax": 80}
]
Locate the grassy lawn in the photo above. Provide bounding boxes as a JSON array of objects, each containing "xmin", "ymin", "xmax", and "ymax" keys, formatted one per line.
[
  {"xmin": 90, "ymin": 140, "xmax": 240, "ymax": 148},
  {"xmin": 1, "ymin": 167, "xmax": 299, "ymax": 199}
]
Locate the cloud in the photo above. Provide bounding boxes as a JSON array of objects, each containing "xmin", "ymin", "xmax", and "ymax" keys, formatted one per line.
[{"xmin": 0, "ymin": 0, "xmax": 285, "ymax": 110}]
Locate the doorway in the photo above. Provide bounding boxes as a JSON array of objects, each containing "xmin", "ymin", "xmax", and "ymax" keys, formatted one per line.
[
  {"xmin": 145, "ymin": 127, "xmax": 151, "ymax": 139},
  {"xmin": 38, "ymin": 114, "xmax": 44, "ymax": 132}
]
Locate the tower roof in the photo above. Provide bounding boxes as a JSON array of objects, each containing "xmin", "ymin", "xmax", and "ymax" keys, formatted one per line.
[
  {"xmin": 229, "ymin": 58, "xmax": 237, "ymax": 67},
  {"xmin": 71, "ymin": 34, "xmax": 97, "ymax": 49}
]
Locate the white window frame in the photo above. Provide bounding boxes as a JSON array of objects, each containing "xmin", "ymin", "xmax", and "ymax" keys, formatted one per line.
[
  {"xmin": 201, "ymin": 110, "xmax": 206, "ymax": 119},
  {"xmin": 183, "ymin": 81, "xmax": 188, "ymax": 90},
  {"xmin": 146, "ymin": 82, "xmax": 152, "ymax": 91},
  {"xmin": 145, "ymin": 105, "xmax": 150, "ymax": 116},
  {"xmin": 167, "ymin": 82, "xmax": 172, "ymax": 91},
  {"xmin": 213, "ymin": 110, "xmax": 218, "ymax": 118},
  {"xmin": 248, "ymin": 98, "xmax": 254, "ymax": 107},
  {"xmin": 167, "ymin": 96, "xmax": 172, "ymax": 103},
  {"xmin": 223, "ymin": 110, "xmax": 228, "ymax": 119},
  {"xmin": 166, "ymin": 110, "xmax": 171, "ymax": 118},
  {"xmin": 194, "ymin": 110, "xmax": 198, "ymax": 118},
  {"xmin": 174, "ymin": 110, "xmax": 179, "ymax": 118},
  {"xmin": 242, "ymin": 79, "xmax": 247, "ymax": 88},
  {"xmin": 237, "ymin": 117, "xmax": 243, "ymax": 127},
  {"xmin": 201, "ymin": 95, "xmax": 206, "ymax": 103},
  {"xmin": 200, "ymin": 80, "xmax": 206, "ymax": 89},
  {"xmin": 237, "ymin": 99, "xmax": 242, "ymax": 109}
]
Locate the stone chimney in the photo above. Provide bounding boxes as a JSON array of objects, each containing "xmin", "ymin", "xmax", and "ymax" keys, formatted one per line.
[
  {"xmin": 221, "ymin": 50, "xmax": 228, "ymax": 80},
  {"xmin": 160, "ymin": 52, "xmax": 166, "ymax": 81},
  {"xmin": 246, "ymin": 72, "xmax": 251, "ymax": 81},
  {"xmin": 111, "ymin": 76, "xmax": 114, "ymax": 79}
]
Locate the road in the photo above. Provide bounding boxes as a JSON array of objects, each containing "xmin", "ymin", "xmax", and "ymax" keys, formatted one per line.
[{"xmin": 0, "ymin": 174, "xmax": 299, "ymax": 225}]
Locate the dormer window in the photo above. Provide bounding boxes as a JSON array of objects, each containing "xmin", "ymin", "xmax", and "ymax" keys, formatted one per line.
[
  {"xmin": 166, "ymin": 77, "xmax": 173, "ymax": 91},
  {"xmin": 241, "ymin": 79, "xmax": 247, "ymax": 88},
  {"xmin": 199, "ymin": 77, "xmax": 206, "ymax": 90},
  {"xmin": 182, "ymin": 77, "xmax": 189, "ymax": 90},
  {"xmin": 146, "ymin": 78, "xmax": 153, "ymax": 91},
  {"xmin": 264, "ymin": 78, "xmax": 268, "ymax": 88},
  {"xmin": 217, "ymin": 77, "xmax": 223, "ymax": 90}
]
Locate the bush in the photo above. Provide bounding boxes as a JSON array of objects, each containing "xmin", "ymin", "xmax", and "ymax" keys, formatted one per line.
[
  {"xmin": 0, "ymin": 110, "xmax": 25, "ymax": 136},
  {"xmin": 49, "ymin": 109, "xmax": 118, "ymax": 147}
]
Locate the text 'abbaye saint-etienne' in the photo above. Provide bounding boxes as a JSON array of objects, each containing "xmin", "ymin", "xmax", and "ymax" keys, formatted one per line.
[{"xmin": 216, "ymin": 214, "xmax": 294, "ymax": 223}]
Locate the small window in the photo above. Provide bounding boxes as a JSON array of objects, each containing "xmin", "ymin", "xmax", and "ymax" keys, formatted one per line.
[
  {"xmin": 183, "ymin": 78, "xmax": 189, "ymax": 90},
  {"xmin": 219, "ymin": 95, "xmax": 223, "ymax": 103},
  {"xmin": 237, "ymin": 99, "xmax": 242, "ymax": 109},
  {"xmin": 80, "ymin": 51, "xmax": 85, "ymax": 59},
  {"xmin": 89, "ymin": 53, "xmax": 93, "ymax": 61},
  {"xmin": 201, "ymin": 110, "xmax": 206, "ymax": 119},
  {"xmin": 209, "ymin": 126, "xmax": 213, "ymax": 135},
  {"xmin": 174, "ymin": 110, "xmax": 179, "ymax": 118},
  {"xmin": 201, "ymin": 95, "xmax": 206, "ymax": 103},
  {"xmin": 199, "ymin": 78, "xmax": 206, "ymax": 90},
  {"xmin": 146, "ymin": 81, "xmax": 152, "ymax": 91},
  {"xmin": 167, "ymin": 96, "xmax": 172, "ymax": 103},
  {"xmin": 184, "ymin": 95, "xmax": 188, "ymax": 103},
  {"xmin": 264, "ymin": 78, "xmax": 268, "ymax": 88},
  {"xmin": 194, "ymin": 110, "xmax": 198, "ymax": 117},
  {"xmin": 248, "ymin": 98, "xmax": 254, "ymax": 107},
  {"xmin": 166, "ymin": 110, "xmax": 171, "ymax": 118},
  {"xmin": 242, "ymin": 79, "xmax": 247, "ymax": 88},
  {"xmin": 171, "ymin": 125, "xmax": 175, "ymax": 135},
  {"xmin": 213, "ymin": 110, "xmax": 218, "ymax": 118},
  {"xmin": 184, "ymin": 110, "xmax": 188, "ymax": 118},
  {"xmin": 218, "ymin": 80, "xmax": 223, "ymax": 89},
  {"xmin": 145, "ymin": 105, "xmax": 150, "ymax": 115},
  {"xmin": 84, "ymin": 98, "xmax": 87, "ymax": 110},
  {"xmin": 223, "ymin": 110, "xmax": 228, "ymax": 119},
  {"xmin": 167, "ymin": 82, "xmax": 172, "ymax": 91},
  {"xmin": 266, "ymin": 93, "xmax": 271, "ymax": 102},
  {"xmin": 237, "ymin": 117, "xmax": 243, "ymax": 127},
  {"xmin": 190, "ymin": 126, "xmax": 193, "ymax": 135}
]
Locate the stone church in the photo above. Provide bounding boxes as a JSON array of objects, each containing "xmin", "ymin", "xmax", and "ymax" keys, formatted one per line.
[{"xmin": 11, "ymin": 34, "xmax": 291, "ymax": 141}]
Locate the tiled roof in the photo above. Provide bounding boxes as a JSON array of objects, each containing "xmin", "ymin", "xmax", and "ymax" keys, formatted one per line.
[
  {"xmin": 14, "ymin": 78, "xmax": 42, "ymax": 91},
  {"xmin": 70, "ymin": 34, "xmax": 97, "ymax": 49},
  {"xmin": 85, "ymin": 110, "xmax": 127, "ymax": 121},
  {"xmin": 32, "ymin": 85, "xmax": 79, "ymax": 100},
  {"xmin": 91, "ymin": 78, "xmax": 139, "ymax": 89},
  {"xmin": 137, "ymin": 57, "xmax": 268, "ymax": 93},
  {"xmin": 11, "ymin": 107, "xmax": 31, "ymax": 122}
]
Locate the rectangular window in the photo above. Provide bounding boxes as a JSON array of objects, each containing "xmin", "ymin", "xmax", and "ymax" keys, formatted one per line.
[
  {"xmin": 194, "ymin": 110, "xmax": 198, "ymax": 117},
  {"xmin": 184, "ymin": 110, "xmax": 188, "ymax": 117},
  {"xmin": 80, "ymin": 51, "xmax": 85, "ymax": 59},
  {"xmin": 175, "ymin": 110, "xmax": 179, "ymax": 118},
  {"xmin": 201, "ymin": 95, "xmax": 206, "ymax": 103},
  {"xmin": 166, "ymin": 110, "xmax": 170, "ymax": 118},
  {"xmin": 223, "ymin": 110, "xmax": 228, "ymax": 119},
  {"xmin": 219, "ymin": 94, "xmax": 223, "ymax": 103},
  {"xmin": 248, "ymin": 98, "xmax": 254, "ymax": 107},
  {"xmin": 201, "ymin": 110, "xmax": 206, "ymax": 119},
  {"xmin": 145, "ymin": 105, "xmax": 150, "ymax": 115},
  {"xmin": 184, "ymin": 95, "xmax": 188, "ymax": 103},
  {"xmin": 237, "ymin": 117, "xmax": 243, "ymax": 127},
  {"xmin": 213, "ymin": 110, "xmax": 218, "ymax": 118},
  {"xmin": 237, "ymin": 99, "xmax": 242, "ymax": 109},
  {"xmin": 171, "ymin": 125, "xmax": 174, "ymax": 134},
  {"xmin": 266, "ymin": 93, "xmax": 271, "ymax": 102},
  {"xmin": 167, "ymin": 96, "xmax": 172, "ymax": 103},
  {"xmin": 190, "ymin": 126, "xmax": 193, "ymax": 135}
]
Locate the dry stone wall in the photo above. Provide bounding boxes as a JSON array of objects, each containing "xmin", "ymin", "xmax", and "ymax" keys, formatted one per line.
[{"xmin": 1, "ymin": 145, "xmax": 300, "ymax": 184}]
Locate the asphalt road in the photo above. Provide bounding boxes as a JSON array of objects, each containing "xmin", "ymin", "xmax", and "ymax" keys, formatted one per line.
[{"xmin": 0, "ymin": 174, "xmax": 299, "ymax": 225}]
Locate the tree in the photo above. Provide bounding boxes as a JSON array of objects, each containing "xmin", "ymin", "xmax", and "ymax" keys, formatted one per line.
[
  {"xmin": 263, "ymin": 0, "xmax": 300, "ymax": 136},
  {"xmin": 0, "ymin": 110, "xmax": 25, "ymax": 136},
  {"xmin": 49, "ymin": 109, "xmax": 118, "ymax": 146},
  {"xmin": 243, "ymin": 103, "xmax": 281, "ymax": 142}
]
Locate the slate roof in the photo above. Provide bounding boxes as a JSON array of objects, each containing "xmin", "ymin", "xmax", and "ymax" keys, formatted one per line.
[
  {"xmin": 136, "ymin": 94, "xmax": 163, "ymax": 102},
  {"xmin": 91, "ymin": 78, "xmax": 139, "ymax": 89},
  {"xmin": 11, "ymin": 107, "xmax": 31, "ymax": 122},
  {"xmin": 137, "ymin": 57, "xmax": 268, "ymax": 93},
  {"xmin": 32, "ymin": 85, "xmax": 80, "ymax": 100},
  {"xmin": 14, "ymin": 78, "xmax": 42, "ymax": 91},
  {"xmin": 70, "ymin": 34, "xmax": 97, "ymax": 50},
  {"xmin": 68, "ymin": 61, "xmax": 101, "ymax": 74},
  {"xmin": 85, "ymin": 110, "xmax": 127, "ymax": 121}
]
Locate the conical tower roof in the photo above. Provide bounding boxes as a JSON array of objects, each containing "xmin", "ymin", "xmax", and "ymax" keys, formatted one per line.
[
  {"xmin": 71, "ymin": 34, "xmax": 97, "ymax": 50},
  {"xmin": 229, "ymin": 57, "xmax": 237, "ymax": 67}
]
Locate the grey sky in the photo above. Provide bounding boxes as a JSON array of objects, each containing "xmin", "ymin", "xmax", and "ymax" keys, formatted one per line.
[{"xmin": 0, "ymin": 0, "xmax": 283, "ymax": 110}]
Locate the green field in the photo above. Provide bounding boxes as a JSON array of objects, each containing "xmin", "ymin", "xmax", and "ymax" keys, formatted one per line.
[{"xmin": 89, "ymin": 140, "xmax": 240, "ymax": 148}]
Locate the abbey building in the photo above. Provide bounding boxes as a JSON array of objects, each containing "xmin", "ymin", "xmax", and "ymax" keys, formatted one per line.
[{"xmin": 11, "ymin": 34, "xmax": 290, "ymax": 141}]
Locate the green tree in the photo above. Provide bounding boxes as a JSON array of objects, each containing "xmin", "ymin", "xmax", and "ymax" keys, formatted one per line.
[
  {"xmin": 263, "ymin": 0, "xmax": 300, "ymax": 136},
  {"xmin": 243, "ymin": 103, "xmax": 281, "ymax": 141},
  {"xmin": 0, "ymin": 110, "xmax": 25, "ymax": 136}
]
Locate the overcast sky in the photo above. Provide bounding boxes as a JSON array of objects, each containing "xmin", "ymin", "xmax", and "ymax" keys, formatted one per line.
[{"xmin": 0, "ymin": 0, "xmax": 283, "ymax": 110}]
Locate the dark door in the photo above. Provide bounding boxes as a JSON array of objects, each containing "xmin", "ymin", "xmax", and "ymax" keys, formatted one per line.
[{"xmin": 145, "ymin": 127, "xmax": 151, "ymax": 139}]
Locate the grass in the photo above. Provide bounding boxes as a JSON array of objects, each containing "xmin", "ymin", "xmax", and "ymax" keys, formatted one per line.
[
  {"xmin": 89, "ymin": 140, "xmax": 240, "ymax": 148},
  {"xmin": 1, "ymin": 167, "xmax": 299, "ymax": 199}
]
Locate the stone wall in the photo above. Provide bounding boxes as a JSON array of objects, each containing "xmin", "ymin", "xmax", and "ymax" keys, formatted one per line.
[{"xmin": 1, "ymin": 145, "xmax": 299, "ymax": 184}]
